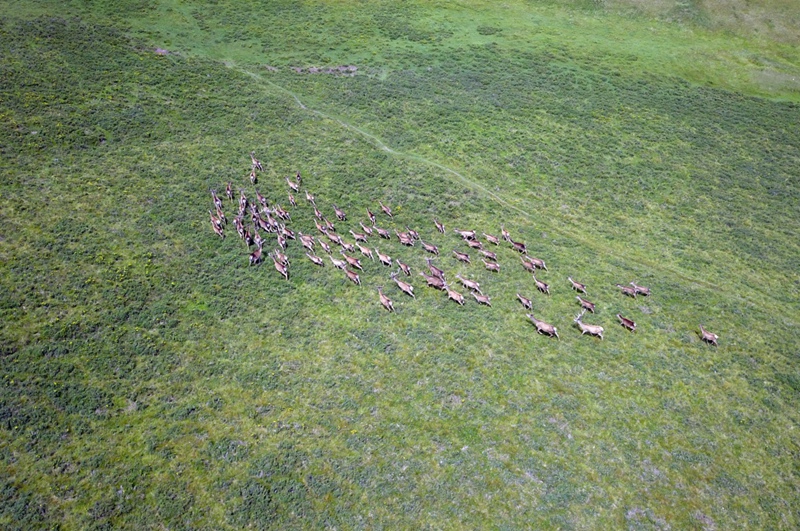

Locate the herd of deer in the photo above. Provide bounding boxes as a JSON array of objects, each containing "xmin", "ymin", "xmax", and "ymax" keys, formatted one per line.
[{"xmin": 206, "ymin": 152, "xmax": 720, "ymax": 346}]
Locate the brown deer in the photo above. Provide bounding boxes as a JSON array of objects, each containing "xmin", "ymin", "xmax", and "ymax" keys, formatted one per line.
[
  {"xmin": 699, "ymin": 325, "xmax": 718, "ymax": 346},
  {"xmin": 366, "ymin": 207, "xmax": 376, "ymax": 225},
  {"xmin": 329, "ymin": 255, "xmax": 347, "ymax": 270},
  {"xmin": 274, "ymin": 204, "xmax": 290, "ymax": 221},
  {"xmin": 425, "ymin": 258, "xmax": 445, "ymax": 280},
  {"xmin": 511, "ymin": 239, "xmax": 527, "ymax": 254},
  {"xmin": 325, "ymin": 231, "xmax": 343, "ymax": 246},
  {"xmin": 317, "ymin": 238, "xmax": 332, "ymax": 254},
  {"xmin": 211, "ymin": 190, "xmax": 223, "ymax": 211},
  {"xmin": 249, "ymin": 244, "xmax": 263, "ymax": 266},
  {"xmin": 374, "ymin": 225, "xmax": 391, "ymax": 239},
  {"xmin": 252, "ymin": 230, "xmax": 264, "ymax": 249},
  {"xmin": 453, "ymin": 250, "xmax": 471, "ymax": 264},
  {"xmin": 420, "ymin": 241, "xmax": 439, "ymax": 255},
  {"xmin": 630, "ymin": 282, "xmax": 651, "ymax": 296},
  {"xmin": 406, "ymin": 227, "xmax": 419, "ymax": 241},
  {"xmin": 323, "ymin": 216, "xmax": 336, "ymax": 232},
  {"xmin": 288, "ymin": 192, "xmax": 296, "ymax": 207},
  {"xmin": 305, "ymin": 190, "xmax": 315, "ymax": 204},
  {"xmin": 239, "ymin": 191, "xmax": 248, "ymax": 213},
  {"xmin": 455, "ymin": 274, "xmax": 482, "ymax": 294},
  {"xmin": 501, "ymin": 225, "xmax": 511, "ymax": 242},
  {"xmin": 526, "ymin": 314, "xmax": 558, "ymax": 338},
  {"xmin": 375, "ymin": 248, "xmax": 392, "ymax": 267},
  {"xmin": 482, "ymin": 259, "xmax": 500, "ymax": 272},
  {"xmin": 532, "ymin": 272, "xmax": 550, "ymax": 295},
  {"xmin": 250, "ymin": 151, "xmax": 263, "ymax": 172},
  {"xmin": 272, "ymin": 254, "xmax": 289, "ymax": 280},
  {"xmin": 341, "ymin": 241, "xmax": 356, "ymax": 253},
  {"xmin": 359, "ymin": 221, "xmax": 374, "ymax": 237},
  {"xmin": 574, "ymin": 310, "xmax": 604, "ymax": 339},
  {"xmin": 314, "ymin": 219, "xmax": 326, "ymax": 234},
  {"xmin": 434, "ymin": 218, "xmax": 445, "ymax": 233},
  {"xmin": 340, "ymin": 250, "xmax": 363, "ymax": 271},
  {"xmin": 377, "ymin": 286, "xmax": 394, "ymax": 312},
  {"xmin": 479, "ymin": 249, "xmax": 497, "ymax": 261},
  {"xmin": 379, "ymin": 200, "xmax": 393, "ymax": 219},
  {"xmin": 313, "ymin": 204, "xmax": 324, "ymax": 220},
  {"xmin": 333, "ymin": 204, "xmax": 346, "ymax": 221},
  {"xmin": 280, "ymin": 224, "xmax": 295, "ymax": 240},
  {"xmin": 616, "ymin": 284, "xmax": 637, "ymax": 298},
  {"xmin": 397, "ymin": 260, "xmax": 411, "ymax": 276},
  {"xmin": 568, "ymin": 277, "xmax": 587, "ymax": 294},
  {"xmin": 349, "ymin": 229, "xmax": 368, "ymax": 243},
  {"xmin": 617, "ymin": 314, "xmax": 636, "ymax": 331},
  {"xmin": 273, "ymin": 249, "xmax": 289, "ymax": 267},
  {"xmin": 295, "ymin": 171, "xmax": 302, "ymax": 186},
  {"xmin": 276, "ymin": 233, "xmax": 286, "ymax": 251},
  {"xmin": 576, "ymin": 296, "xmax": 595, "ymax": 313},
  {"xmin": 233, "ymin": 216, "xmax": 245, "ymax": 239},
  {"xmin": 344, "ymin": 268, "xmax": 361, "ymax": 286},
  {"xmin": 225, "ymin": 182, "xmax": 234, "ymax": 201},
  {"xmin": 395, "ymin": 230, "xmax": 414, "ymax": 246},
  {"xmin": 466, "ymin": 239, "xmax": 483, "ymax": 250},
  {"xmin": 472, "ymin": 292, "xmax": 492, "ymax": 307},
  {"xmin": 443, "ymin": 283, "xmax": 465, "ymax": 305},
  {"xmin": 250, "ymin": 170, "xmax": 257, "ymax": 185},
  {"xmin": 209, "ymin": 209, "xmax": 222, "ymax": 230},
  {"xmin": 298, "ymin": 232, "xmax": 315, "ymax": 252},
  {"xmin": 356, "ymin": 242, "xmax": 374, "ymax": 261},
  {"xmin": 256, "ymin": 189, "xmax": 268, "ymax": 210},
  {"xmin": 306, "ymin": 253, "xmax": 324, "ymax": 267},
  {"xmin": 390, "ymin": 271, "xmax": 415, "ymax": 298},
  {"xmin": 454, "ymin": 228, "xmax": 476, "ymax": 240},
  {"xmin": 521, "ymin": 257, "xmax": 537, "ymax": 273},
  {"xmin": 419, "ymin": 271, "xmax": 446, "ymax": 290},
  {"xmin": 482, "ymin": 232, "xmax": 500, "ymax": 245},
  {"xmin": 211, "ymin": 219, "xmax": 225, "ymax": 239},
  {"xmin": 516, "ymin": 293, "xmax": 533, "ymax": 310}
]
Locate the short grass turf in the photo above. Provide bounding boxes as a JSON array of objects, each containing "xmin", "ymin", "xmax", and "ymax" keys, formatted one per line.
[{"xmin": 1, "ymin": 1, "xmax": 799, "ymax": 529}]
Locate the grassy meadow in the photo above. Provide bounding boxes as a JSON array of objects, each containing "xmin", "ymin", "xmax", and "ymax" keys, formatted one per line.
[{"xmin": 1, "ymin": 0, "xmax": 798, "ymax": 529}]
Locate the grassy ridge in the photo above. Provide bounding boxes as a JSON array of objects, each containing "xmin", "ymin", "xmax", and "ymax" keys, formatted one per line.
[{"xmin": 0, "ymin": 3, "xmax": 799, "ymax": 530}]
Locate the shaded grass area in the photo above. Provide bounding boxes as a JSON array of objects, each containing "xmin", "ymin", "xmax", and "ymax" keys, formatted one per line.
[{"xmin": 0, "ymin": 9, "xmax": 798, "ymax": 531}]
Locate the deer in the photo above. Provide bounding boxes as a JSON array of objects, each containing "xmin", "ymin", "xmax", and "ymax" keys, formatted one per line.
[
  {"xmin": 524, "ymin": 256, "xmax": 548, "ymax": 270},
  {"xmin": 349, "ymin": 229, "xmax": 368, "ymax": 243},
  {"xmin": 313, "ymin": 204, "xmax": 324, "ymax": 220},
  {"xmin": 305, "ymin": 190, "xmax": 315, "ymax": 204},
  {"xmin": 699, "ymin": 325, "xmax": 718, "ymax": 346},
  {"xmin": 576, "ymin": 296, "xmax": 595, "ymax": 313},
  {"xmin": 454, "ymin": 229, "xmax": 476, "ymax": 240},
  {"xmin": 453, "ymin": 250, "xmax": 471, "ymax": 264},
  {"xmin": 274, "ymin": 204, "xmax": 290, "ymax": 221},
  {"xmin": 568, "ymin": 277, "xmax": 587, "ymax": 294},
  {"xmin": 472, "ymin": 292, "xmax": 492, "ymax": 307},
  {"xmin": 443, "ymin": 282, "xmax": 465, "ymax": 305},
  {"xmin": 315, "ymin": 238, "xmax": 331, "ymax": 254},
  {"xmin": 256, "ymin": 189, "xmax": 268, "ymax": 209},
  {"xmin": 344, "ymin": 268, "xmax": 361, "ymax": 286},
  {"xmin": 406, "ymin": 227, "xmax": 419, "ymax": 241},
  {"xmin": 630, "ymin": 282, "xmax": 651, "ymax": 296},
  {"xmin": 521, "ymin": 257, "xmax": 537, "ymax": 273},
  {"xmin": 482, "ymin": 232, "xmax": 500, "ymax": 245},
  {"xmin": 252, "ymin": 229, "xmax": 264, "ymax": 249},
  {"xmin": 211, "ymin": 218, "xmax": 225, "ymax": 239},
  {"xmin": 419, "ymin": 271, "xmax": 446, "ymax": 290},
  {"xmin": 333, "ymin": 204, "xmax": 346, "ymax": 222},
  {"xmin": 375, "ymin": 248, "xmax": 392, "ymax": 267},
  {"xmin": 526, "ymin": 314, "xmax": 558, "ymax": 338},
  {"xmin": 211, "ymin": 190, "xmax": 223, "ymax": 211},
  {"xmin": 366, "ymin": 207, "xmax": 376, "ymax": 225},
  {"xmin": 466, "ymin": 239, "xmax": 483, "ymax": 250},
  {"xmin": 225, "ymin": 182, "xmax": 234, "ymax": 201},
  {"xmin": 616, "ymin": 284, "xmax": 637, "ymax": 298},
  {"xmin": 280, "ymin": 224, "xmax": 295, "ymax": 240},
  {"xmin": 617, "ymin": 314, "xmax": 636, "ymax": 331},
  {"xmin": 273, "ymin": 249, "xmax": 289, "ymax": 267},
  {"xmin": 374, "ymin": 225, "xmax": 391, "ymax": 240},
  {"xmin": 298, "ymin": 232, "xmax": 315, "ymax": 252},
  {"xmin": 397, "ymin": 260, "xmax": 411, "ymax": 276},
  {"xmin": 329, "ymin": 255, "xmax": 347, "ymax": 270},
  {"xmin": 434, "ymin": 218, "xmax": 445, "ymax": 233},
  {"xmin": 276, "ymin": 233, "xmax": 286, "ymax": 250},
  {"xmin": 359, "ymin": 221, "xmax": 374, "ymax": 237},
  {"xmin": 482, "ymin": 259, "xmax": 500, "ymax": 272},
  {"xmin": 244, "ymin": 229, "xmax": 254, "ymax": 247},
  {"xmin": 511, "ymin": 239, "xmax": 527, "ymax": 254},
  {"xmin": 501, "ymin": 225, "xmax": 511, "ymax": 242},
  {"xmin": 315, "ymin": 219, "xmax": 326, "ymax": 234},
  {"xmin": 390, "ymin": 271, "xmax": 415, "ymax": 298},
  {"xmin": 233, "ymin": 217, "xmax": 245, "ymax": 239},
  {"xmin": 425, "ymin": 258, "xmax": 446, "ymax": 280},
  {"xmin": 516, "ymin": 293, "xmax": 533, "ymax": 310},
  {"xmin": 455, "ymin": 274, "xmax": 482, "ymax": 294},
  {"xmin": 340, "ymin": 240, "xmax": 356, "ymax": 253},
  {"xmin": 377, "ymin": 286, "xmax": 394, "ymax": 312},
  {"xmin": 288, "ymin": 192, "xmax": 296, "ymax": 207},
  {"xmin": 479, "ymin": 249, "xmax": 497, "ymax": 261},
  {"xmin": 340, "ymin": 250, "xmax": 363, "ymax": 271},
  {"xmin": 239, "ymin": 191, "xmax": 248, "ymax": 213},
  {"xmin": 250, "ymin": 151, "xmax": 263, "ymax": 172},
  {"xmin": 532, "ymin": 272, "xmax": 550, "ymax": 295},
  {"xmin": 295, "ymin": 171, "xmax": 302, "ymax": 186},
  {"xmin": 395, "ymin": 230, "xmax": 414, "ymax": 246},
  {"xmin": 325, "ymin": 231, "xmax": 343, "ymax": 246},
  {"xmin": 323, "ymin": 217, "xmax": 336, "ymax": 233},
  {"xmin": 574, "ymin": 310, "xmax": 604, "ymax": 339},
  {"xmin": 356, "ymin": 242, "xmax": 374, "ymax": 261},
  {"xmin": 249, "ymin": 244, "xmax": 263, "ymax": 265},
  {"xmin": 379, "ymin": 200, "xmax": 393, "ymax": 219},
  {"xmin": 272, "ymin": 254, "xmax": 289, "ymax": 280},
  {"xmin": 306, "ymin": 253, "xmax": 324, "ymax": 267},
  {"xmin": 209, "ymin": 209, "xmax": 222, "ymax": 231},
  {"xmin": 249, "ymin": 170, "xmax": 257, "ymax": 185},
  {"xmin": 420, "ymin": 241, "xmax": 439, "ymax": 255}
]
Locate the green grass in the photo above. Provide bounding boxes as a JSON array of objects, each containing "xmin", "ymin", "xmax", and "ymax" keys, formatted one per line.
[{"xmin": 1, "ymin": 1, "xmax": 799, "ymax": 529}]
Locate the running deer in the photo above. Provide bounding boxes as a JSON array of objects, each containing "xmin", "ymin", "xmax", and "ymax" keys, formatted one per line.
[
  {"xmin": 209, "ymin": 210, "xmax": 222, "ymax": 231},
  {"xmin": 374, "ymin": 225, "xmax": 391, "ymax": 240},
  {"xmin": 568, "ymin": 277, "xmax": 587, "ymax": 294},
  {"xmin": 466, "ymin": 239, "xmax": 483, "ymax": 250},
  {"xmin": 340, "ymin": 250, "xmax": 363, "ymax": 271},
  {"xmin": 252, "ymin": 230, "xmax": 264, "ymax": 249},
  {"xmin": 340, "ymin": 241, "xmax": 356, "ymax": 253},
  {"xmin": 239, "ymin": 191, "xmax": 248, "ymax": 213},
  {"xmin": 280, "ymin": 224, "xmax": 295, "ymax": 240},
  {"xmin": 516, "ymin": 293, "xmax": 533, "ymax": 310},
  {"xmin": 250, "ymin": 151, "xmax": 263, "ymax": 172},
  {"xmin": 256, "ymin": 189, "xmax": 268, "ymax": 209},
  {"xmin": 211, "ymin": 190, "xmax": 223, "ymax": 211},
  {"xmin": 617, "ymin": 314, "xmax": 636, "ymax": 331},
  {"xmin": 367, "ymin": 207, "xmax": 376, "ymax": 225},
  {"xmin": 377, "ymin": 286, "xmax": 394, "ymax": 312},
  {"xmin": 329, "ymin": 255, "xmax": 347, "ymax": 270},
  {"xmin": 356, "ymin": 242, "xmax": 374, "ymax": 261},
  {"xmin": 333, "ymin": 204, "xmax": 346, "ymax": 221},
  {"xmin": 244, "ymin": 230, "xmax": 254, "ymax": 247},
  {"xmin": 349, "ymin": 229, "xmax": 368, "ymax": 243},
  {"xmin": 273, "ymin": 249, "xmax": 289, "ymax": 267},
  {"xmin": 295, "ymin": 171, "xmax": 302, "ymax": 186},
  {"xmin": 211, "ymin": 218, "xmax": 225, "ymax": 239},
  {"xmin": 226, "ymin": 182, "xmax": 233, "ymax": 201},
  {"xmin": 299, "ymin": 232, "xmax": 315, "ymax": 252},
  {"xmin": 501, "ymin": 225, "xmax": 511, "ymax": 242},
  {"xmin": 420, "ymin": 241, "xmax": 439, "ymax": 255},
  {"xmin": 616, "ymin": 284, "xmax": 637, "ymax": 298},
  {"xmin": 323, "ymin": 216, "xmax": 336, "ymax": 232},
  {"xmin": 315, "ymin": 219, "xmax": 326, "ymax": 234},
  {"xmin": 375, "ymin": 248, "xmax": 392, "ymax": 267},
  {"xmin": 249, "ymin": 244, "xmax": 263, "ymax": 266},
  {"xmin": 526, "ymin": 314, "xmax": 559, "ymax": 338},
  {"xmin": 434, "ymin": 218, "xmax": 445, "ymax": 233},
  {"xmin": 532, "ymin": 272, "xmax": 550, "ymax": 295},
  {"xmin": 390, "ymin": 271, "xmax": 415, "ymax": 298},
  {"xmin": 276, "ymin": 233, "xmax": 286, "ymax": 251},
  {"xmin": 313, "ymin": 204, "xmax": 323, "ymax": 220},
  {"xmin": 511, "ymin": 239, "xmax": 527, "ymax": 254},
  {"xmin": 482, "ymin": 259, "xmax": 500, "ymax": 272},
  {"xmin": 395, "ymin": 230, "xmax": 414, "ymax": 246},
  {"xmin": 379, "ymin": 201, "xmax": 393, "ymax": 219},
  {"xmin": 472, "ymin": 292, "xmax": 492, "ymax": 307},
  {"xmin": 425, "ymin": 258, "xmax": 445, "ymax": 280},
  {"xmin": 443, "ymin": 283, "xmax": 465, "ymax": 305},
  {"xmin": 479, "ymin": 249, "xmax": 497, "ymax": 261},
  {"xmin": 454, "ymin": 229, "xmax": 476, "ymax": 240},
  {"xmin": 344, "ymin": 268, "xmax": 361, "ymax": 286},
  {"xmin": 630, "ymin": 282, "xmax": 651, "ymax": 296},
  {"xmin": 574, "ymin": 310, "xmax": 604, "ymax": 339},
  {"xmin": 249, "ymin": 170, "xmax": 257, "ymax": 185},
  {"xmin": 483, "ymin": 232, "xmax": 500, "ymax": 245},
  {"xmin": 397, "ymin": 260, "xmax": 411, "ymax": 277},
  {"xmin": 305, "ymin": 190, "xmax": 315, "ymax": 204},
  {"xmin": 699, "ymin": 325, "xmax": 718, "ymax": 346},
  {"xmin": 419, "ymin": 272, "xmax": 446, "ymax": 290},
  {"xmin": 576, "ymin": 296, "xmax": 595, "ymax": 313},
  {"xmin": 288, "ymin": 192, "xmax": 296, "ymax": 207},
  {"xmin": 453, "ymin": 250, "xmax": 471, "ymax": 264},
  {"xmin": 359, "ymin": 221, "xmax": 374, "ymax": 237},
  {"xmin": 317, "ymin": 238, "xmax": 332, "ymax": 254},
  {"xmin": 455, "ymin": 274, "xmax": 482, "ymax": 294},
  {"xmin": 406, "ymin": 227, "xmax": 419, "ymax": 241},
  {"xmin": 325, "ymin": 231, "xmax": 343, "ymax": 246},
  {"xmin": 306, "ymin": 253, "xmax": 324, "ymax": 267}
]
